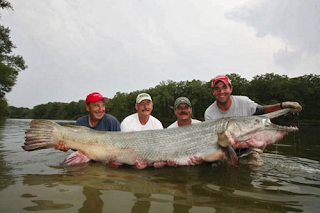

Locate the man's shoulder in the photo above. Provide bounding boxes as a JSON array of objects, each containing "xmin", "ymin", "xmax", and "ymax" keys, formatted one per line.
[
  {"xmin": 148, "ymin": 115, "xmax": 163, "ymax": 128},
  {"xmin": 103, "ymin": 114, "xmax": 120, "ymax": 123},
  {"xmin": 191, "ymin": 119, "xmax": 201, "ymax": 124},
  {"xmin": 167, "ymin": 121, "xmax": 178, "ymax": 128},
  {"xmin": 150, "ymin": 115, "xmax": 163, "ymax": 125},
  {"xmin": 204, "ymin": 102, "xmax": 217, "ymax": 117},
  {"xmin": 232, "ymin": 95, "xmax": 251, "ymax": 102},
  {"xmin": 122, "ymin": 113, "xmax": 138, "ymax": 122},
  {"xmin": 205, "ymin": 102, "xmax": 216, "ymax": 111},
  {"xmin": 76, "ymin": 115, "xmax": 88, "ymax": 126},
  {"xmin": 232, "ymin": 96, "xmax": 256, "ymax": 107},
  {"xmin": 104, "ymin": 113, "xmax": 118, "ymax": 120}
]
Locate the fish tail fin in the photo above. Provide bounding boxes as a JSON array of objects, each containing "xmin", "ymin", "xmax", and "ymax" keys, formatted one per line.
[
  {"xmin": 22, "ymin": 120, "xmax": 57, "ymax": 151},
  {"xmin": 63, "ymin": 151, "xmax": 91, "ymax": 165},
  {"xmin": 224, "ymin": 145, "xmax": 238, "ymax": 166}
]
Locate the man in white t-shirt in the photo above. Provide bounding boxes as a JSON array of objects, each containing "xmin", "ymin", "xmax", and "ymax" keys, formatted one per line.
[
  {"xmin": 167, "ymin": 97, "xmax": 201, "ymax": 128},
  {"xmin": 119, "ymin": 93, "xmax": 163, "ymax": 169},
  {"xmin": 121, "ymin": 93, "xmax": 163, "ymax": 131},
  {"xmin": 204, "ymin": 75, "xmax": 303, "ymax": 165}
]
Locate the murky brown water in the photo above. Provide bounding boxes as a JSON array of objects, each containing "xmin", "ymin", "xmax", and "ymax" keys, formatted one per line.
[{"xmin": 0, "ymin": 119, "xmax": 319, "ymax": 212}]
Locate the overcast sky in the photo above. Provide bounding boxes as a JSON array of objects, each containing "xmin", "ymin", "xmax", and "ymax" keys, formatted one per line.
[{"xmin": 2, "ymin": 0, "xmax": 319, "ymax": 108}]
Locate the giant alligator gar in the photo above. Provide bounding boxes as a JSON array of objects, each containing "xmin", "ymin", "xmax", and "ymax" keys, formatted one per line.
[{"xmin": 23, "ymin": 109, "xmax": 298, "ymax": 167}]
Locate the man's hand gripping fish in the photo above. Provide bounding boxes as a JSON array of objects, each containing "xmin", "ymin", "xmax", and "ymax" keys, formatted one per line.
[{"xmin": 23, "ymin": 109, "xmax": 298, "ymax": 168}]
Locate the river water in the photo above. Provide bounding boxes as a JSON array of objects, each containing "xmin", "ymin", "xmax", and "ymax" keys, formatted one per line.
[{"xmin": 0, "ymin": 118, "xmax": 319, "ymax": 212}]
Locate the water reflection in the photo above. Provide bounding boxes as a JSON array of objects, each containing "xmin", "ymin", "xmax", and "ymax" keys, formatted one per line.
[
  {"xmin": 23, "ymin": 200, "xmax": 73, "ymax": 211},
  {"xmin": 79, "ymin": 186, "xmax": 103, "ymax": 213},
  {"xmin": 0, "ymin": 118, "xmax": 14, "ymax": 190},
  {"xmin": 20, "ymin": 160, "xmax": 319, "ymax": 212}
]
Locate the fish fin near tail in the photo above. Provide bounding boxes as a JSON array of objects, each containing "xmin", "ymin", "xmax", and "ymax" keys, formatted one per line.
[
  {"xmin": 23, "ymin": 120, "xmax": 57, "ymax": 151},
  {"xmin": 224, "ymin": 145, "xmax": 238, "ymax": 166},
  {"xmin": 63, "ymin": 151, "xmax": 91, "ymax": 165}
]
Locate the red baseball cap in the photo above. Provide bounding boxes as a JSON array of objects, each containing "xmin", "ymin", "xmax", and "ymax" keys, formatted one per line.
[
  {"xmin": 85, "ymin": 92, "xmax": 108, "ymax": 104},
  {"xmin": 211, "ymin": 75, "xmax": 232, "ymax": 87}
]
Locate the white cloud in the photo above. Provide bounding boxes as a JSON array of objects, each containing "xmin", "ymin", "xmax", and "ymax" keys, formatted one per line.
[
  {"xmin": 2, "ymin": 0, "xmax": 318, "ymax": 108},
  {"xmin": 226, "ymin": 0, "xmax": 320, "ymax": 73}
]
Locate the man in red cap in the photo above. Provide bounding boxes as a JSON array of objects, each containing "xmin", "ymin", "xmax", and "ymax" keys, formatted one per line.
[
  {"xmin": 205, "ymin": 75, "xmax": 302, "ymax": 120},
  {"xmin": 204, "ymin": 75, "xmax": 303, "ymax": 165},
  {"xmin": 55, "ymin": 92, "xmax": 120, "ymax": 152},
  {"xmin": 76, "ymin": 92, "xmax": 120, "ymax": 130}
]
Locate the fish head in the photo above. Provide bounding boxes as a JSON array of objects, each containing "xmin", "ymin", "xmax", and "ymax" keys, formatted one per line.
[{"xmin": 224, "ymin": 116, "xmax": 298, "ymax": 149}]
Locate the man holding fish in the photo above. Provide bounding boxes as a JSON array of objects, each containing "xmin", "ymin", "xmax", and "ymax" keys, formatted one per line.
[
  {"xmin": 51, "ymin": 75, "xmax": 303, "ymax": 168},
  {"xmin": 117, "ymin": 92, "xmax": 164, "ymax": 169},
  {"xmin": 55, "ymin": 92, "xmax": 120, "ymax": 151},
  {"xmin": 205, "ymin": 75, "xmax": 303, "ymax": 165}
]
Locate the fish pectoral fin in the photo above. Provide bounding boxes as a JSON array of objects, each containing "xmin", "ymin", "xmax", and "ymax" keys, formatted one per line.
[
  {"xmin": 224, "ymin": 145, "xmax": 238, "ymax": 166},
  {"xmin": 217, "ymin": 130, "xmax": 229, "ymax": 148},
  {"xmin": 202, "ymin": 149, "xmax": 225, "ymax": 162},
  {"xmin": 63, "ymin": 151, "xmax": 91, "ymax": 165}
]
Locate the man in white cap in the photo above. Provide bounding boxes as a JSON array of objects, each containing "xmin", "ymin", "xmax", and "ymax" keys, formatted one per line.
[
  {"xmin": 167, "ymin": 97, "xmax": 201, "ymax": 128},
  {"xmin": 119, "ymin": 95, "xmax": 162, "ymax": 213},
  {"xmin": 121, "ymin": 93, "xmax": 163, "ymax": 131},
  {"xmin": 116, "ymin": 93, "xmax": 163, "ymax": 169},
  {"xmin": 205, "ymin": 75, "xmax": 303, "ymax": 165}
]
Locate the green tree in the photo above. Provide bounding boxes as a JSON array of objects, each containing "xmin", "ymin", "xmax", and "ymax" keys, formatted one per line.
[
  {"xmin": 289, "ymin": 74, "xmax": 320, "ymax": 120},
  {"xmin": 31, "ymin": 104, "xmax": 47, "ymax": 119},
  {"xmin": 0, "ymin": 96, "xmax": 8, "ymax": 117},
  {"xmin": 0, "ymin": 1, "xmax": 27, "ymax": 116},
  {"xmin": 108, "ymin": 91, "xmax": 138, "ymax": 122},
  {"xmin": 6, "ymin": 73, "xmax": 320, "ymax": 124},
  {"xmin": 0, "ymin": 0, "xmax": 12, "ymax": 11},
  {"xmin": 246, "ymin": 73, "xmax": 290, "ymax": 104},
  {"xmin": 8, "ymin": 106, "xmax": 31, "ymax": 118},
  {"xmin": 66, "ymin": 100, "xmax": 86, "ymax": 120},
  {"xmin": 227, "ymin": 73, "xmax": 249, "ymax": 96}
]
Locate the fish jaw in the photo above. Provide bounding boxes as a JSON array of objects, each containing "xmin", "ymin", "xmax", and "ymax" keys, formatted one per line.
[
  {"xmin": 229, "ymin": 129, "xmax": 290, "ymax": 149},
  {"xmin": 225, "ymin": 117, "xmax": 298, "ymax": 149}
]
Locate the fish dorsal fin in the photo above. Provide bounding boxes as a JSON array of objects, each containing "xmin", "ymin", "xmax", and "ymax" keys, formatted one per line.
[{"xmin": 63, "ymin": 125, "xmax": 91, "ymax": 131}]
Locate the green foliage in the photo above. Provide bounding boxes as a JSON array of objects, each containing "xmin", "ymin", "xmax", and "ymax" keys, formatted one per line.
[
  {"xmin": 0, "ymin": 62, "xmax": 18, "ymax": 98},
  {"xmin": 65, "ymin": 100, "xmax": 87, "ymax": 120},
  {"xmin": 0, "ymin": 0, "xmax": 12, "ymax": 11},
  {"xmin": 246, "ymin": 73, "xmax": 290, "ymax": 104},
  {"xmin": 0, "ymin": 97, "xmax": 9, "ymax": 117},
  {"xmin": 8, "ymin": 106, "xmax": 30, "ymax": 118},
  {"xmin": 0, "ymin": 26, "xmax": 27, "ymax": 98},
  {"xmin": 108, "ymin": 92, "xmax": 137, "ymax": 122},
  {"xmin": 0, "ymin": 1, "xmax": 27, "ymax": 115},
  {"xmin": 227, "ymin": 73, "xmax": 249, "ymax": 96},
  {"xmin": 7, "ymin": 73, "xmax": 320, "ymax": 125},
  {"xmin": 289, "ymin": 74, "xmax": 320, "ymax": 120}
]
